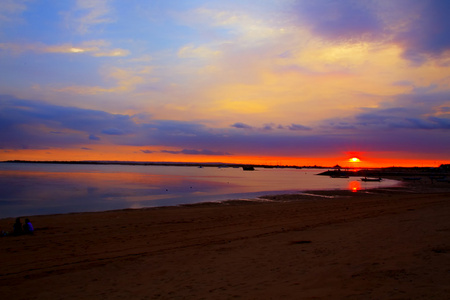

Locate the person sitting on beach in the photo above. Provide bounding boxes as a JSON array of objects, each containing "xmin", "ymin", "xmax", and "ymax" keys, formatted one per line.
[
  {"xmin": 23, "ymin": 218, "xmax": 34, "ymax": 235},
  {"xmin": 13, "ymin": 218, "xmax": 23, "ymax": 236}
]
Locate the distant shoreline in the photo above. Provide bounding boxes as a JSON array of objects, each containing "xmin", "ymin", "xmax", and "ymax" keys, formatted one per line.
[
  {"xmin": 1, "ymin": 159, "xmax": 324, "ymax": 169},
  {"xmin": 2, "ymin": 160, "xmax": 449, "ymax": 177}
]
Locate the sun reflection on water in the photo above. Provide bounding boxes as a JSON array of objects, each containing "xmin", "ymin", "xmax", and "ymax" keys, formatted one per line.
[{"xmin": 349, "ymin": 181, "xmax": 361, "ymax": 192}]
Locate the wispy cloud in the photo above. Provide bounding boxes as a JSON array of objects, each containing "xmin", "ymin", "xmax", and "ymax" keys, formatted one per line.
[
  {"xmin": 161, "ymin": 149, "xmax": 231, "ymax": 156},
  {"xmin": 65, "ymin": 0, "xmax": 115, "ymax": 34},
  {"xmin": 182, "ymin": 5, "xmax": 287, "ymax": 43},
  {"xmin": 177, "ymin": 44, "xmax": 221, "ymax": 59},
  {"xmin": 0, "ymin": 40, "xmax": 129, "ymax": 57},
  {"xmin": 0, "ymin": 0, "xmax": 29, "ymax": 24},
  {"xmin": 53, "ymin": 65, "xmax": 155, "ymax": 95}
]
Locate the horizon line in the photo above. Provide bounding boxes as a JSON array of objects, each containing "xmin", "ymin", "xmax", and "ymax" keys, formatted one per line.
[{"xmin": 3, "ymin": 159, "xmax": 448, "ymax": 170}]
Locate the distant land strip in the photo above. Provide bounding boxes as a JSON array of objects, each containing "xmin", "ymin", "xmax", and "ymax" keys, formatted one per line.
[
  {"xmin": 2, "ymin": 160, "xmax": 309, "ymax": 169},
  {"xmin": 2, "ymin": 160, "xmax": 450, "ymax": 178}
]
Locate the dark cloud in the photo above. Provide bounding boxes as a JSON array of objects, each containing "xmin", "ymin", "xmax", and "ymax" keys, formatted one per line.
[
  {"xmin": 161, "ymin": 150, "xmax": 180, "ymax": 154},
  {"xmin": 329, "ymin": 107, "xmax": 450, "ymax": 131},
  {"xmin": 396, "ymin": 0, "xmax": 450, "ymax": 62},
  {"xmin": 0, "ymin": 95, "xmax": 137, "ymax": 133},
  {"xmin": 1, "ymin": 95, "xmax": 449, "ymax": 159},
  {"xmin": 424, "ymin": 116, "xmax": 450, "ymax": 129},
  {"xmin": 327, "ymin": 122, "xmax": 356, "ymax": 130},
  {"xmin": 361, "ymin": 90, "xmax": 450, "ymax": 130},
  {"xmin": 161, "ymin": 149, "xmax": 230, "ymax": 156},
  {"xmin": 231, "ymin": 122, "xmax": 312, "ymax": 132},
  {"xmin": 293, "ymin": 0, "xmax": 381, "ymax": 41},
  {"xmin": 143, "ymin": 120, "xmax": 209, "ymax": 137},
  {"xmin": 262, "ymin": 123, "xmax": 275, "ymax": 131},
  {"xmin": 315, "ymin": 89, "xmax": 450, "ymax": 156},
  {"xmin": 288, "ymin": 123, "xmax": 312, "ymax": 131},
  {"xmin": 140, "ymin": 149, "xmax": 153, "ymax": 154},
  {"xmin": 0, "ymin": 95, "xmax": 138, "ymax": 148},
  {"xmin": 291, "ymin": 0, "xmax": 450, "ymax": 62},
  {"xmin": 89, "ymin": 134, "xmax": 100, "ymax": 141},
  {"xmin": 231, "ymin": 122, "xmax": 253, "ymax": 129},
  {"xmin": 101, "ymin": 128, "xmax": 126, "ymax": 135}
]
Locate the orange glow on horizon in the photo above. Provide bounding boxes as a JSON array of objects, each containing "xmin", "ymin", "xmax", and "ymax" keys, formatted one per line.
[{"xmin": 0, "ymin": 147, "xmax": 448, "ymax": 168}]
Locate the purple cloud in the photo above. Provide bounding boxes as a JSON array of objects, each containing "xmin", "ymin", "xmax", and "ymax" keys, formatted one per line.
[
  {"xmin": 323, "ymin": 98, "xmax": 450, "ymax": 131},
  {"xmin": 140, "ymin": 149, "xmax": 153, "ymax": 154},
  {"xmin": 89, "ymin": 134, "xmax": 100, "ymax": 141},
  {"xmin": 1, "ymin": 94, "xmax": 449, "ymax": 159},
  {"xmin": 396, "ymin": 0, "xmax": 450, "ymax": 62},
  {"xmin": 0, "ymin": 96, "xmax": 137, "ymax": 148},
  {"xmin": 262, "ymin": 123, "xmax": 275, "ymax": 131},
  {"xmin": 293, "ymin": 0, "xmax": 382, "ymax": 41},
  {"xmin": 0, "ymin": 95, "xmax": 138, "ymax": 135},
  {"xmin": 291, "ymin": 0, "xmax": 450, "ymax": 63},
  {"xmin": 101, "ymin": 128, "xmax": 126, "ymax": 135},
  {"xmin": 231, "ymin": 122, "xmax": 253, "ymax": 129},
  {"xmin": 327, "ymin": 122, "xmax": 356, "ymax": 130},
  {"xmin": 161, "ymin": 149, "xmax": 230, "ymax": 156},
  {"xmin": 288, "ymin": 123, "xmax": 312, "ymax": 131}
]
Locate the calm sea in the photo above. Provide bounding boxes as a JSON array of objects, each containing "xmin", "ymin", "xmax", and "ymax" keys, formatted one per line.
[{"xmin": 0, "ymin": 163, "xmax": 400, "ymax": 218}]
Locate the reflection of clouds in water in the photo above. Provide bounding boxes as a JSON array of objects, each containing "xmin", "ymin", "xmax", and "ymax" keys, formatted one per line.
[
  {"xmin": 0, "ymin": 165, "xmax": 400, "ymax": 218},
  {"xmin": 0, "ymin": 168, "xmax": 241, "ymax": 217}
]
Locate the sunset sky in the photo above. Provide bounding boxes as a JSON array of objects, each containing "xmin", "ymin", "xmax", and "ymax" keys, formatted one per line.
[{"xmin": 1, "ymin": 0, "xmax": 449, "ymax": 167}]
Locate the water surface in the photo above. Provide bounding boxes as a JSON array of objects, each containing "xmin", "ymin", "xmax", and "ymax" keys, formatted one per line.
[{"xmin": 0, "ymin": 163, "xmax": 399, "ymax": 218}]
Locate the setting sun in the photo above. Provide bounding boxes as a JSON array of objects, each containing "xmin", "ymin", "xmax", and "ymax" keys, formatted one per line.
[{"xmin": 349, "ymin": 157, "xmax": 361, "ymax": 163}]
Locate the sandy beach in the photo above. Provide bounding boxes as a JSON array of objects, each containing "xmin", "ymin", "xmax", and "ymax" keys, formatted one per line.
[{"xmin": 1, "ymin": 183, "xmax": 450, "ymax": 299}]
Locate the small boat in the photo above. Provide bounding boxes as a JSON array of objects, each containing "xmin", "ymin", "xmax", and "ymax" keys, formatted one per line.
[
  {"xmin": 361, "ymin": 177, "xmax": 382, "ymax": 182},
  {"xmin": 242, "ymin": 166, "xmax": 255, "ymax": 171}
]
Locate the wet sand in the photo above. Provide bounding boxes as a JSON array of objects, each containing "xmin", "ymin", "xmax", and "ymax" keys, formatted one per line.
[{"xmin": 1, "ymin": 183, "xmax": 450, "ymax": 299}]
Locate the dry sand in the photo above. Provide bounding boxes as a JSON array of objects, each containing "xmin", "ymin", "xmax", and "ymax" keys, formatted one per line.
[{"xmin": 1, "ymin": 183, "xmax": 450, "ymax": 299}]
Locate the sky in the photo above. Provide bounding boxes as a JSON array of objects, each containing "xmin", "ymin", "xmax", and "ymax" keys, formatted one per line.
[{"xmin": 0, "ymin": 0, "xmax": 449, "ymax": 168}]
